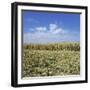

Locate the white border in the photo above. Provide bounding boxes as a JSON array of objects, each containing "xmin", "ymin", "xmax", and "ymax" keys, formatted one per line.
[{"xmin": 18, "ymin": 5, "xmax": 86, "ymax": 84}]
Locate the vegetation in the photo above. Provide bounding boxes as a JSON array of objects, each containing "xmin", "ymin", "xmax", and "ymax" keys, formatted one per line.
[
  {"xmin": 22, "ymin": 42, "xmax": 80, "ymax": 77},
  {"xmin": 24, "ymin": 42, "xmax": 80, "ymax": 51}
]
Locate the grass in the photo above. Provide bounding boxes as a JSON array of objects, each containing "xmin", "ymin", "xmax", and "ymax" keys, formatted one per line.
[{"xmin": 22, "ymin": 42, "xmax": 80, "ymax": 78}]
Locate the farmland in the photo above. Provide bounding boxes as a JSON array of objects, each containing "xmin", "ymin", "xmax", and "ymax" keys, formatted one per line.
[{"xmin": 22, "ymin": 42, "xmax": 80, "ymax": 78}]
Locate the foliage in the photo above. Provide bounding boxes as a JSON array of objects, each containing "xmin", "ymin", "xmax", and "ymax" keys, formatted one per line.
[{"xmin": 22, "ymin": 42, "xmax": 80, "ymax": 77}]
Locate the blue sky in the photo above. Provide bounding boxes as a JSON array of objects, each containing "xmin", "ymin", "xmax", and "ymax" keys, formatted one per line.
[{"xmin": 22, "ymin": 10, "xmax": 80, "ymax": 44}]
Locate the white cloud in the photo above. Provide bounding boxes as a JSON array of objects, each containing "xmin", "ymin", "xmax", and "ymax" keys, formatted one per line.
[
  {"xmin": 49, "ymin": 23, "xmax": 57, "ymax": 31},
  {"xmin": 24, "ymin": 32, "xmax": 65, "ymax": 44},
  {"xmin": 35, "ymin": 27, "xmax": 47, "ymax": 32},
  {"xmin": 24, "ymin": 23, "xmax": 79, "ymax": 44},
  {"xmin": 52, "ymin": 28, "xmax": 63, "ymax": 34}
]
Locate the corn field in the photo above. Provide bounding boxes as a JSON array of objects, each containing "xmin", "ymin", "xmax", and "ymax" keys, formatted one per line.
[{"xmin": 22, "ymin": 42, "xmax": 80, "ymax": 78}]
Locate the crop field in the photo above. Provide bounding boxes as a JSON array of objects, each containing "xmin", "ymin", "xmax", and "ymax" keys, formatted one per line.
[{"xmin": 22, "ymin": 42, "xmax": 80, "ymax": 78}]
